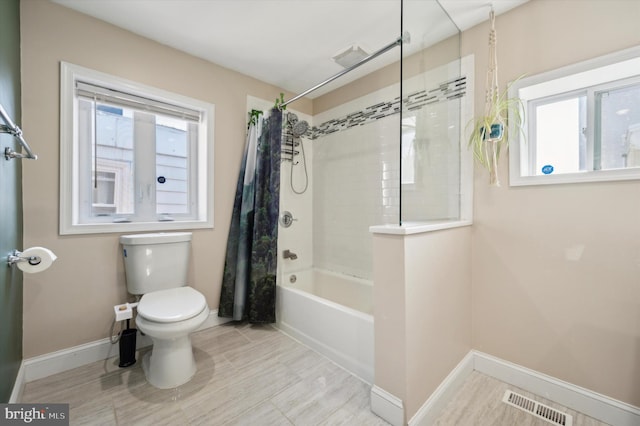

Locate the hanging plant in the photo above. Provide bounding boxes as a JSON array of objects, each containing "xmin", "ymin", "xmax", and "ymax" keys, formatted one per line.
[
  {"xmin": 468, "ymin": 9, "xmax": 523, "ymax": 186},
  {"xmin": 248, "ymin": 109, "xmax": 263, "ymax": 127},
  {"xmin": 274, "ymin": 92, "xmax": 287, "ymax": 111}
]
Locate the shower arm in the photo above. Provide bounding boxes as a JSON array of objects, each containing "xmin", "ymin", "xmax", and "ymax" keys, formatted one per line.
[
  {"xmin": 0, "ymin": 104, "xmax": 37, "ymax": 160},
  {"xmin": 281, "ymin": 34, "xmax": 407, "ymax": 108}
]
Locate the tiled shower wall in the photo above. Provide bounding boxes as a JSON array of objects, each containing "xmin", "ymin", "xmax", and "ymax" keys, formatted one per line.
[
  {"xmin": 310, "ymin": 58, "xmax": 470, "ymax": 280},
  {"xmin": 312, "ymin": 113, "xmax": 400, "ymax": 280}
]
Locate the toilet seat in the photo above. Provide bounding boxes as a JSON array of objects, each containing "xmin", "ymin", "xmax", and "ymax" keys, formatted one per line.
[{"xmin": 138, "ymin": 287, "xmax": 206, "ymax": 323}]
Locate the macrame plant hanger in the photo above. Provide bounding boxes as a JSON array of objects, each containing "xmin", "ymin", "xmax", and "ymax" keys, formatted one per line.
[{"xmin": 484, "ymin": 8, "xmax": 503, "ymax": 186}]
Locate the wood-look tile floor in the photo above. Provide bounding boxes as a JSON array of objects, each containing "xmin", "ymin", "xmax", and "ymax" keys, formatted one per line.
[
  {"xmin": 21, "ymin": 323, "xmax": 389, "ymax": 425},
  {"xmin": 433, "ymin": 371, "xmax": 610, "ymax": 426},
  {"xmin": 22, "ymin": 323, "xmax": 609, "ymax": 426}
]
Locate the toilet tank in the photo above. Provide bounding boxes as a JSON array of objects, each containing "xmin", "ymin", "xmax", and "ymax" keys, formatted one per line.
[{"xmin": 120, "ymin": 232, "xmax": 192, "ymax": 295}]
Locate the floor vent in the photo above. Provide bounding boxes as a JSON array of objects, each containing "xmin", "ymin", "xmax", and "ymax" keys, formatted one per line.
[{"xmin": 502, "ymin": 390, "xmax": 573, "ymax": 426}]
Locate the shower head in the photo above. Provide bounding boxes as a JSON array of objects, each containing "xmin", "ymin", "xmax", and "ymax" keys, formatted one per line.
[
  {"xmin": 286, "ymin": 112, "xmax": 308, "ymax": 138},
  {"xmin": 292, "ymin": 120, "xmax": 309, "ymax": 138},
  {"xmin": 287, "ymin": 112, "xmax": 299, "ymax": 125}
]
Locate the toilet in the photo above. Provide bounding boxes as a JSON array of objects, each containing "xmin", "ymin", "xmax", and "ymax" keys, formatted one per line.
[{"xmin": 120, "ymin": 232, "xmax": 209, "ymax": 389}]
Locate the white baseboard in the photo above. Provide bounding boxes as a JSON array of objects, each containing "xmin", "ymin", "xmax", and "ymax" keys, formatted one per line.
[
  {"xmin": 390, "ymin": 350, "xmax": 640, "ymax": 426},
  {"xmin": 408, "ymin": 351, "xmax": 475, "ymax": 426},
  {"xmin": 23, "ymin": 333, "xmax": 152, "ymax": 383},
  {"xmin": 276, "ymin": 320, "xmax": 373, "ymax": 385},
  {"xmin": 473, "ymin": 350, "xmax": 640, "ymax": 426},
  {"xmin": 371, "ymin": 385, "xmax": 404, "ymax": 426},
  {"xmin": 20, "ymin": 310, "xmax": 229, "ymax": 385},
  {"xmin": 198, "ymin": 309, "xmax": 231, "ymax": 331},
  {"xmin": 9, "ymin": 361, "xmax": 25, "ymax": 403}
]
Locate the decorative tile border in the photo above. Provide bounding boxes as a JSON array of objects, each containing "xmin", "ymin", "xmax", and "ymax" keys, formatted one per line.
[
  {"xmin": 281, "ymin": 74, "xmax": 466, "ymax": 165},
  {"xmin": 310, "ymin": 76, "xmax": 467, "ymax": 139}
]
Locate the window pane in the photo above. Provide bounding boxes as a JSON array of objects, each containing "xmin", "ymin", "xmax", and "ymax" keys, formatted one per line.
[
  {"xmin": 93, "ymin": 104, "xmax": 134, "ymax": 216},
  {"xmin": 155, "ymin": 115, "xmax": 190, "ymax": 215},
  {"xmin": 61, "ymin": 62, "xmax": 213, "ymax": 233},
  {"xmin": 534, "ymin": 96, "xmax": 587, "ymax": 175},
  {"xmin": 509, "ymin": 47, "xmax": 640, "ymax": 186},
  {"xmin": 95, "ymin": 171, "xmax": 115, "ymax": 205},
  {"xmin": 401, "ymin": 116, "xmax": 416, "ymax": 185},
  {"xmin": 597, "ymin": 82, "xmax": 640, "ymax": 170}
]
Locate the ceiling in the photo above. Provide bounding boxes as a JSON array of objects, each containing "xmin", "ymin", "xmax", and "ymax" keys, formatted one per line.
[{"xmin": 52, "ymin": 0, "xmax": 528, "ymax": 99}]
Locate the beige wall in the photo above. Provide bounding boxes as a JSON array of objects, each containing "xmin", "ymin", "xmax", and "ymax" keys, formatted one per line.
[
  {"xmin": 373, "ymin": 227, "xmax": 472, "ymax": 422},
  {"xmin": 18, "ymin": 0, "xmax": 640, "ymax": 411},
  {"xmin": 364, "ymin": 0, "xmax": 640, "ymax": 415},
  {"xmin": 20, "ymin": 0, "xmax": 310, "ymax": 358},
  {"xmin": 404, "ymin": 228, "xmax": 472, "ymax": 418},
  {"xmin": 465, "ymin": 0, "xmax": 640, "ymax": 406},
  {"xmin": 373, "ymin": 234, "xmax": 407, "ymax": 401}
]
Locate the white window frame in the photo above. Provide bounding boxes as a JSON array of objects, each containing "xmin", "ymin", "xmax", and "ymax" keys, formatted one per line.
[
  {"xmin": 60, "ymin": 62, "xmax": 214, "ymax": 234},
  {"xmin": 509, "ymin": 45, "xmax": 640, "ymax": 186}
]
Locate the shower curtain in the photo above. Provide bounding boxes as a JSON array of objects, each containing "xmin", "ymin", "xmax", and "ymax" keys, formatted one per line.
[{"xmin": 218, "ymin": 108, "xmax": 282, "ymax": 323}]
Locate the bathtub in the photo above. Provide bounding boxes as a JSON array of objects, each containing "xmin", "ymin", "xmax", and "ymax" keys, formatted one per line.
[{"xmin": 276, "ymin": 268, "xmax": 374, "ymax": 384}]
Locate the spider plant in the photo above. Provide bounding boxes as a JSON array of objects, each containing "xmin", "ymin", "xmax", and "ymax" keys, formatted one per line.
[{"xmin": 468, "ymin": 81, "xmax": 523, "ymax": 186}]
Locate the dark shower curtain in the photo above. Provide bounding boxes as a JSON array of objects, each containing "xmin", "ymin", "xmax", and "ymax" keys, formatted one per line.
[{"xmin": 218, "ymin": 108, "xmax": 282, "ymax": 323}]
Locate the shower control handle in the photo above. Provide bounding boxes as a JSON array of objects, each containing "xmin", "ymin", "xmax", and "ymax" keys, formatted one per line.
[{"xmin": 279, "ymin": 211, "xmax": 297, "ymax": 228}]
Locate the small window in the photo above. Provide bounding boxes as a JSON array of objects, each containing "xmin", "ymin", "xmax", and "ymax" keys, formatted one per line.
[
  {"xmin": 509, "ymin": 46, "xmax": 640, "ymax": 186},
  {"xmin": 60, "ymin": 62, "xmax": 214, "ymax": 234},
  {"xmin": 401, "ymin": 115, "xmax": 416, "ymax": 186}
]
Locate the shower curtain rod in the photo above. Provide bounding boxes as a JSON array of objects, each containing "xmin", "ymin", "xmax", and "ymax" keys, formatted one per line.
[{"xmin": 281, "ymin": 35, "xmax": 405, "ymax": 108}]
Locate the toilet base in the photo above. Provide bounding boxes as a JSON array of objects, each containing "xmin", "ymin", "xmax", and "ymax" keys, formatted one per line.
[{"xmin": 142, "ymin": 335, "xmax": 197, "ymax": 389}]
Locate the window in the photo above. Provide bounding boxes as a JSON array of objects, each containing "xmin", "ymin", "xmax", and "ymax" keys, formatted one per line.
[
  {"xmin": 401, "ymin": 115, "xmax": 416, "ymax": 185},
  {"xmin": 509, "ymin": 46, "xmax": 640, "ymax": 186},
  {"xmin": 60, "ymin": 62, "xmax": 214, "ymax": 234}
]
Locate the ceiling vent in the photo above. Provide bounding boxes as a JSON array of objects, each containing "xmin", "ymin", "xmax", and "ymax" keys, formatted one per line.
[
  {"xmin": 502, "ymin": 390, "xmax": 573, "ymax": 426},
  {"xmin": 332, "ymin": 45, "xmax": 369, "ymax": 69}
]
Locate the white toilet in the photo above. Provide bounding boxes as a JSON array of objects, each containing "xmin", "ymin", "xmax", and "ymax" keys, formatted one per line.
[{"xmin": 120, "ymin": 232, "xmax": 209, "ymax": 389}]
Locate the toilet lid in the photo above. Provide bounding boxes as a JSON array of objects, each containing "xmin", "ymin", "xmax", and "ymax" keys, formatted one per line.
[{"xmin": 137, "ymin": 287, "xmax": 207, "ymax": 323}]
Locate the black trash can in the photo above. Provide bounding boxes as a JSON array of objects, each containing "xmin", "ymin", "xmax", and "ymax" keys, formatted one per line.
[{"xmin": 118, "ymin": 327, "xmax": 137, "ymax": 368}]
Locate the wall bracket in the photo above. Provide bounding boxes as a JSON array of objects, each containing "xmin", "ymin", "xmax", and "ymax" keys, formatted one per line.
[{"xmin": 1, "ymin": 105, "xmax": 37, "ymax": 160}]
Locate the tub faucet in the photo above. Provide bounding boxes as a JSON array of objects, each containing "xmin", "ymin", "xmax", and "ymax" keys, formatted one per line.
[{"xmin": 283, "ymin": 249, "xmax": 298, "ymax": 260}]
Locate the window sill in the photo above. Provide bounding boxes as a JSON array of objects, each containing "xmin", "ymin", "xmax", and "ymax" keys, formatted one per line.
[
  {"xmin": 59, "ymin": 219, "xmax": 213, "ymax": 236},
  {"xmin": 509, "ymin": 167, "xmax": 640, "ymax": 186}
]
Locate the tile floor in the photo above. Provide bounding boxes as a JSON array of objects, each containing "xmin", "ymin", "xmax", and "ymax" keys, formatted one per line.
[
  {"xmin": 21, "ymin": 323, "xmax": 388, "ymax": 425},
  {"xmin": 21, "ymin": 323, "xmax": 610, "ymax": 426},
  {"xmin": 433, "ymin": 371, "xmax": 610, "ymax": 426}
]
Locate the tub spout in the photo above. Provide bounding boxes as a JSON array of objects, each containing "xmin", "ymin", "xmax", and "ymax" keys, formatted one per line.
[{"xmin": 283, "ymin": 249, "xmax": 298, "ymax": 260}]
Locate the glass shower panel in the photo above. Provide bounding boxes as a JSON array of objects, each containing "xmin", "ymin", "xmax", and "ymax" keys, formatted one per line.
[
  {"xmin": 312, "ymin": 111, "xmax": 399, "ymax": 280},
  {"xmin": 401, "ymin": 0, "xmax": 462, "ymax": 224}
]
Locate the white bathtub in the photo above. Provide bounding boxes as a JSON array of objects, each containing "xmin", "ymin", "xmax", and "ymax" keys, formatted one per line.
[{"xmin": 276, "ymin": 268, "xmax": 374, "ymax": 384}]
